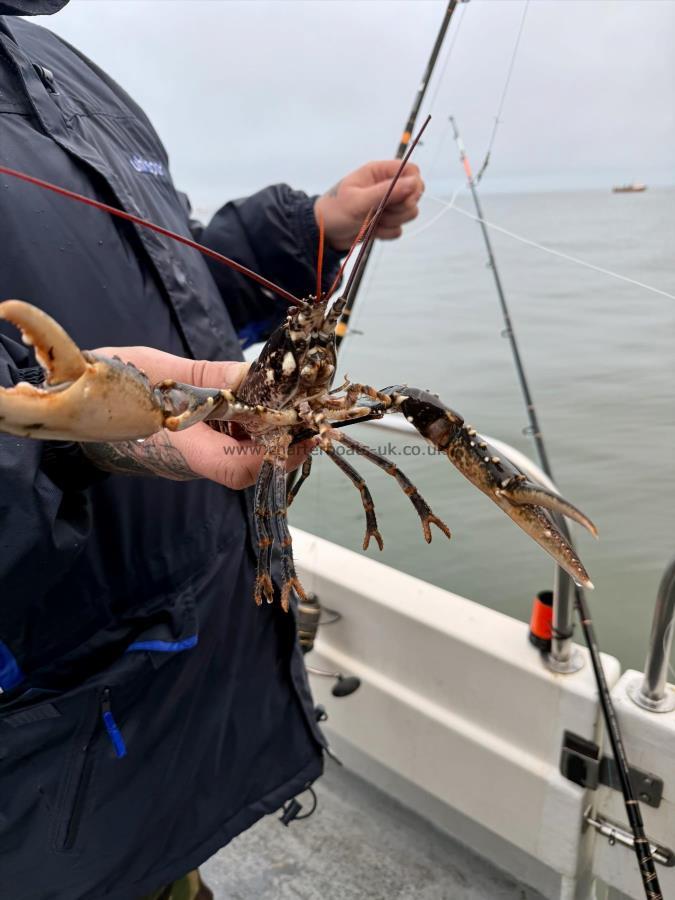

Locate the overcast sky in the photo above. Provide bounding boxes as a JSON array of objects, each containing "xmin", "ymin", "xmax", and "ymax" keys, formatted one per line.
[{"xmin": 35, "ymin": 0, "xmax": 675, "ymax": 211}]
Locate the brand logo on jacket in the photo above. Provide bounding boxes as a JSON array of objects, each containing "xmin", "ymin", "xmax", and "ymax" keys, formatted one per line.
[{"xmin": 129, "ymin": 155, "xmax": 166, "ymax": 177}]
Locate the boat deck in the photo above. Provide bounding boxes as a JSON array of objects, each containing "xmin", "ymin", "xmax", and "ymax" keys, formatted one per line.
[{"xmin": 202, "ymin": 762, "xmax": 544, "ymax": 899}]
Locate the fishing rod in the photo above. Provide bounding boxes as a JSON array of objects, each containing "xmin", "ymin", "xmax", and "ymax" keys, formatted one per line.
[
  {"xmin": 449, "ymin": 117, "xmax": 552, "ymax": 477},
  {"xmin": 449, "ymin": 118, "xmax": 662, "ymax": 900},
  {"xmin": 334, "ymin": 0, "xmax": 467, "ymax": 352}
]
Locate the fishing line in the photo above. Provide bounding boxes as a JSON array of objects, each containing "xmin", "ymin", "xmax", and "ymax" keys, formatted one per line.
[
  {"xmin": 422, "ymin": 194, "xmax": 675, "ymax": 303},
  {"xmin": 445, "ymin": 117, "xmax": 663, "ymax": 900},
  {"xmin": 404, "ymin": 181, "xmax": 465, "ymax": 240},
  {"xmin": 475, "ymin": 0, "xmax": 530, "ymax": 185}
]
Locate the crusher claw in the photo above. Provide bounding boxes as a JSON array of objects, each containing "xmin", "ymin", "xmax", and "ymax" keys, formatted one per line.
[
  {"xmin": 0, "ymin": 300, "xmax": 229, "ymax": 442},
  {"xmin": 0, "ymin": 299, "xmax": 167, "ymax": 441},
  {"xmin": 0, "ymin": 298, "xmax": 87, "ymax": 386}
]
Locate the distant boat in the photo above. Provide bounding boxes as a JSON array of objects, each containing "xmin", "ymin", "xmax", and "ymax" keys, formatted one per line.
[{"xmin": 612, "ymin": 182, "xmax": 647, "ymax": 193}]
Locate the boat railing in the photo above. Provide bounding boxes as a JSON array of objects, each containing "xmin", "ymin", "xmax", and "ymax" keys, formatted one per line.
[{"xmin": 628, "ymin": 556, "xmax": 675, "ymax": 713}]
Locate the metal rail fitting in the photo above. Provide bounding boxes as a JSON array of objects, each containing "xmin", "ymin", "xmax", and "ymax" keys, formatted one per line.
[
  {"xmin": 628, "ymin": 556, "xmax": 675, "ymax": 713},
  {"xmin": 584, "ymin": 808, "xmax": 674, "ymax": 867}
]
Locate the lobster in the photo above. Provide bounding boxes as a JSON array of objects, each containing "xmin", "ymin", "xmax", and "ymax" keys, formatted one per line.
[{"xmin": 0, "ymin": 118, "xmax": 597, "ymax": 610}]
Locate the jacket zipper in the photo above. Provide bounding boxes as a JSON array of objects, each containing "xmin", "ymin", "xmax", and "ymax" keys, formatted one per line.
[
  {"xmin": 54, "ymin": 692, "xmax": 101, "ymax": 852},
  {"xmin": 55, "ymin": 687, "xmax": 126, "ymax": 851}
]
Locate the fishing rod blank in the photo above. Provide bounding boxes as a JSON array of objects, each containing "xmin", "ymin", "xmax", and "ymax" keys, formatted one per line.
[
  {"xmin": 448, "ymin": 118, "xmax": 662, "ymax": 900},
  {"xmin": 335, "ymin": 0, "xmax": 467, "ymax": 352},
  {"xmin": 449, "ymin": 116, "xmax": 552, "ymax": 476}
]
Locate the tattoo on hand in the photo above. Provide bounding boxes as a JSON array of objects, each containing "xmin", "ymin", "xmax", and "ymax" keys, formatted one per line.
[
  {"xmin": 81, "ymin": 432, "xmax": 198, "ymax": 480},
  {"xmin": 327, "ymin": 180, "xmax": 341, "ymax": 198}
]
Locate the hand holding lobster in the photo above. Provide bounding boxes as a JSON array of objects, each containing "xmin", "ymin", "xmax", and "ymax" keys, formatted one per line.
[{"xmin": 0, "ymin": 117, "xmax": 598, "ymax": 611}]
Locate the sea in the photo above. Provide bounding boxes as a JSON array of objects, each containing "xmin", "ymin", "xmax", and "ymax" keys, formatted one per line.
[{"xmin": 287, "ymin": 187, "xmax": 675, "ymax": 673}]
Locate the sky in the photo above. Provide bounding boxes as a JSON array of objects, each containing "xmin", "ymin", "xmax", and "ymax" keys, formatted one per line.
[{"xmin": 33, "ymin": 0, "xmax": 675, "ymax": 211}]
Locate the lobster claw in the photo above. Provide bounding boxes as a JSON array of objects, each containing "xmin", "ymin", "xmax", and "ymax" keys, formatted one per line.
[
  {"xmin": 0, "ymin": 300, "xmax": 224, "ymax": 442},
  {"xmin": 388, "ymin": 386, "xmax": 597, "ymax": 589}
]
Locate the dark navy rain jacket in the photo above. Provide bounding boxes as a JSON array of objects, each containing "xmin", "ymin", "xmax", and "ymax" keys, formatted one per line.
[{"xmin": 0, "ymin": 6, "xmax": 335, "ymax": 898}]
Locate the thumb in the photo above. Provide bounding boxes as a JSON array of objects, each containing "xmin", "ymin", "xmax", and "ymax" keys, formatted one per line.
[
  {"xmin": 188, "ymin": 359, "xmax": 249, "ymax": 391},
  {"xmin": 96, "ymin": 347, "xmax": 249, "ymax": 392},
  {"xmin": 358, "ymin": 175, "xmax": 418, "ymax": 212}
]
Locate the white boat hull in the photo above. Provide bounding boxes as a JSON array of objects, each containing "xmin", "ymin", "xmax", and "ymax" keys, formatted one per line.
[{"xmin": 293, "ymin": 527, "xmax": 674, "ymax": 899}]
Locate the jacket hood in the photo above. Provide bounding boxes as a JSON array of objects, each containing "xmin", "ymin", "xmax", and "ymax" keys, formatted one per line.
[{"xmin": 0, "ymin": 1, "xmax": 69, "ymax": 13}]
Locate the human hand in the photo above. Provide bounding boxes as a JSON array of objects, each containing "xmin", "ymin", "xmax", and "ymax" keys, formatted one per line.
[
  {"xmin": 81, "ymin": 347, "xmax": 312, "ymax": 490},
  {"xmin": 314, "ymin": 160, "xmax": 424, "ymax": 252}
]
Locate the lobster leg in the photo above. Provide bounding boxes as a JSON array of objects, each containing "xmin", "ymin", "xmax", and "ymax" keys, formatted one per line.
[
  {"xmin": 326, "ymin": 428, "xmax": 451, "ymax": 543},
  {"xmin": 287, "ymin": 455, "xmax": 313, "ymax": 507},
  {"xmin": 326, "ymin": 383, "xmax": 392, "ymax": 410},
  {"xmin": 271, "ymin": 455, "xmax": 307, "ymax": 612},
  {"xmin": 324, "ymin": 444, "xmax": 384, "ymax": 551},
  {"xmin": 385, "ymin": 386, "xmax": 597, "ymax": 589},
  {"xmin": 253, "ymin": 459, "xmax": 275, "ymax": 606}
]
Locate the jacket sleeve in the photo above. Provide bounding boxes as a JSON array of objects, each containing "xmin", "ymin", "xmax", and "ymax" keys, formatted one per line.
[
  {"xmin": 0, "ymin": 336, "xmax": 105, "ymax": 622},
  {"xmin": 197, "ymin": 185, "xmax": 342, "ymax": 347}
]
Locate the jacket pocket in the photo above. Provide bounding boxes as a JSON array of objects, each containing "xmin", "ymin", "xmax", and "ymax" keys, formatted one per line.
[
  {"xmin": 0, "ymin": 583, "xmax": 199, "ymax": 856},
  {"xmin": 51, "ymin": 685, "xmax": 132, "ymax": 853},
  {"xmin": 50, "ymin": 689, "xmax": 101, "ymax": 852},
  {"xmin": 51, "ymin": 687, "xmax": 126, "ymax": 851}
]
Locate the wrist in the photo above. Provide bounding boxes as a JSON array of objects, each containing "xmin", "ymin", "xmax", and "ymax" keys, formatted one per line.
[{"xmin": 80, "ymin": 434, "xmax": 199, "ymax": 481}]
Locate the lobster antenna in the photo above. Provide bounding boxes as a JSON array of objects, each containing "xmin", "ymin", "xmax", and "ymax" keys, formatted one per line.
[
  {"xmin": 325, "ymin": 209, "xmax": 374, "ymax": 302},
  {"xmin": 341, "ymin": 114, "xmax": 431, "ymax": 304},
  {"xmin": 0, "ymin": 165, "xmax": 309, "ymax": 311},
  {"xmin": 316, "ymin": 207, "xmax": 325, "ymax": 302}
]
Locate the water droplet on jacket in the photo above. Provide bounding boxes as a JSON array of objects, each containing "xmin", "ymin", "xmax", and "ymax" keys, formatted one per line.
[{"xmin": 98, "ymin": 240, "xmax": 104, "ymax": 246}]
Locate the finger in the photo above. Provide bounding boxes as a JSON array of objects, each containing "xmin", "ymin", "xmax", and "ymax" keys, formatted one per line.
[
  {"xmin": 96, "ymin": 347, "xmax": 249, "ymax": 392},
  {"xmin": 373, "ymin": 225, "xmax": 404, "ymax": 241},
  {"xmin": 178, "ymin": 423, "xmax": 265, "ymax": 490},
  {"xmin": 286, "ymin": 438, "xmax": 317, "ymax": 473},
  {"xmin": 377, "ymin": 206, "xmax": 420, "ymax": 230},
  {"xmin": 189, "ymin": 358, "xmax": 249, "ymax": 391},
  {"xmin": 377, "ymin": 198, "xmax": 416, "ymax": 217},
  {"xmin": 356, "ymin": 160, "xmax": 421, "ymax": 185},
  {"xmin": 378, "ymin": 186, "xmax": 424, "ymax": 217},
  {"xmin": 359, "ymin": 174, "xmax": 422, "ymax": 213},
  {"xmin": 216, "ymin": 437, "xmax": 264, "ymax": 490}
]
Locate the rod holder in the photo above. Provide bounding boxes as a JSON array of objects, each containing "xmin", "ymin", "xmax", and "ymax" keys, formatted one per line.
[
  {"xmin": 548, "ymin": 517, "xmax": 584, "ymax": 674},
  {"xmin": 628, "ymin": 556, "xmax": 675, "ymax": 713},
  {"xmin": 487, "ymin": 437, "xmax": 582, "ymax": 673}
]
